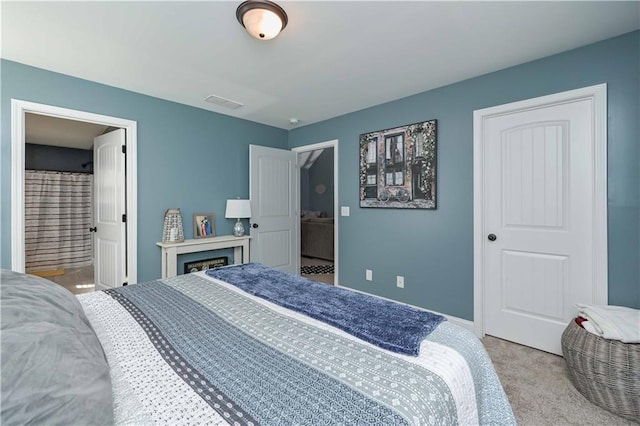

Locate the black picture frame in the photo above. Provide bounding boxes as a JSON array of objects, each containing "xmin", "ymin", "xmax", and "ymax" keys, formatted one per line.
[
  {"xmin": 359, "ymin": 119, "xmax": 437, "ymax": 209},
  {"xmin": 184, "ymin": 256, "xmax": 228, "ymax": 274}
]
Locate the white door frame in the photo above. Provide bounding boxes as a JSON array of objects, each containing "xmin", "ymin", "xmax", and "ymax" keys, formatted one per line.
[
  {"xmin": 11, "ymin": 99, "xmax": 138, "ymax": 284},
  {"xmin": 472, "ymin": 84, "xmax": 608, "ymax": 338},
  {"xmin": 292, "ymin": 139, "xmax": 339, "ymax": 285}
]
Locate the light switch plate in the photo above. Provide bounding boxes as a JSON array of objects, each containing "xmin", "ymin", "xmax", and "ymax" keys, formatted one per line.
[{"xmin": 341, "ymin": 206, "xmax": 350, "ymax": 216}]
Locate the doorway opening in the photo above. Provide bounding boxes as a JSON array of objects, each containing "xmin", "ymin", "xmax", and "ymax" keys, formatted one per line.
[
  {"xmin": 24, "ymin": 113, "xmax": 121, "ymax": 294},
  {"xmin": 11, "ymin": 99, "xmax": 138, "ymax": 288},
  {"xmin": 293, "ymin": 140, "xmax": 338, "ymax": 286}
]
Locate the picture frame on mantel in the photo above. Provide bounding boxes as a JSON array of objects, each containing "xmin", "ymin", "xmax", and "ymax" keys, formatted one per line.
[{"xmin": 193, "ymin": 213, "xmax": 216, "ymax": 239}]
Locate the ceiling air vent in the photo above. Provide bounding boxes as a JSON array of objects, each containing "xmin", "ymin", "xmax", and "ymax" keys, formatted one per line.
[{"xmin": 204, "ymin": 94, "xmax": 244, "ymax": 110}]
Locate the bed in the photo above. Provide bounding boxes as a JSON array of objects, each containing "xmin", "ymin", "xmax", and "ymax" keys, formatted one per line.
[{"xmin": 1, "ymin": 264, "xmax": 515, "ymax": 425}]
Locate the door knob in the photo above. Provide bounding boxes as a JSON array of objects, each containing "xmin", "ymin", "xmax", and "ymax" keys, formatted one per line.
[
  {"xmin": 89, "ymin": 227, "xmax": 97, "ymax": 233},
  {"xmin": 251, "ymin": 223, "xmax": 259, "ymax": 229},
  {"xmin": 487, "ymin": 233, "xmax": 497, "ymax": 241}
]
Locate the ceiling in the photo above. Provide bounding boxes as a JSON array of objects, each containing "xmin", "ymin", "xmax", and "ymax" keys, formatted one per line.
[
  {"xmin": 25, "ymin": 113, "xmax": 110, "ymax": 149},
  {"xmin": 2, "ymin": 1, "xmax": 639, "ymax": 130}
]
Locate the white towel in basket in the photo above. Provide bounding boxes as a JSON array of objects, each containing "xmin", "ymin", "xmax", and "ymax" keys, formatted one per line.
[{"xmin": 576, "ymin": 303, "xmax": 640, "ymax": 343}]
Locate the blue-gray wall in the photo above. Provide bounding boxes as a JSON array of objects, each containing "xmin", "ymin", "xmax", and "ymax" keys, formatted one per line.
[
  {"xmin": 305, "ymin": 148, "xmax": 334, "ymax": 217},
  {"xmin": 2, "ymin": 31, "xmax": 638, "ymax": 319},
  {"xmin": 25, "ymin": 144, "xmax": 93, "ymax": 173},
  {"xmin": 289, "ymin": 31, "xmax": 640, "ymax": 319},
  {"xmin": 300, "ymin": 149, "xmax": 334, "ymax": 217},
  {"xmin": 1, "ymin": 60, "xmax": 288, "ymax": 282},
  {"xmin": 300, "ymin": 169, "xmax": 310, "ymax": 211}
]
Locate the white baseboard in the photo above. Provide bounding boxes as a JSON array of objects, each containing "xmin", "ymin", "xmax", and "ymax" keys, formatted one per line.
[{"xmin": 442, "ymin": 314, "xmax": 474, "ymax": 332}]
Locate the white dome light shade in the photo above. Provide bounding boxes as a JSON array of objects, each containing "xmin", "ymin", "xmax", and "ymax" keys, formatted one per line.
[
  {"xmin": 242, "ymin": 8, "xmax": 281, "ymax": 40},
  {"xmin": 236, "ymin": 0, "xmax": 288, "ymax": 41}
]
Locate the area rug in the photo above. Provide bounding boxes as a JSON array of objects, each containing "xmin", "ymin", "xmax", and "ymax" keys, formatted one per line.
[{"xmin": 301, "ymin": 265, "xmax": 334, "ymax": 275}]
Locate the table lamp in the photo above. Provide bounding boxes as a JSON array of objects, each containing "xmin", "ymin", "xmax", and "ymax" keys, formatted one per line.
[{"xmin": 225, "ymin": 199, "xmax": 252, "ymax": 237}]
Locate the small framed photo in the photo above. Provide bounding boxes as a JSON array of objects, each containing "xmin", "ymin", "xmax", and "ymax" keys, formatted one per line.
[{"xmin": 193, "ymin": 213, "xmax": 216, "ymax": 239}]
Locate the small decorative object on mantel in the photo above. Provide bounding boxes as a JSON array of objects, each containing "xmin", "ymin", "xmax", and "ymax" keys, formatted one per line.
[
  {"xmin": 225, "ymin": 199, "xmax": 252, "ymax": 237},
  {"xmin": 193, "ymin": 213, "xmax": 216, "ymax": 239},
  {"xmin": 162, "ymin": 208, "xmax": 185, "ymax": 243},
  {"xmin": 359, "ymin": 119, "xmax": 437, "ymax": 209}
]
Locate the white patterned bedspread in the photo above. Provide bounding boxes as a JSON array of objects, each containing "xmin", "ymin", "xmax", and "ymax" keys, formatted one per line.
[{"xmin": 78, "ymin": 272, "xmax": 515, "ymax": 425}]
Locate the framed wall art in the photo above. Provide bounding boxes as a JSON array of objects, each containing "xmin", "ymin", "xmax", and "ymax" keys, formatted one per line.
[
  {"xmin": 184, "ymin": 256, "xmax": 228, "ymax": 274},
  {"xmin": 193, "ymin": 213, "xmax": 216, "ymax": 239},
  {"xmin": 359, "ymin": 119, "xmax": 437, "ymax": 209}
]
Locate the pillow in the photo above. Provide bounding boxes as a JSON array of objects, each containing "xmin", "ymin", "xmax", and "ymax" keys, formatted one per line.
[{"xmin": 1, "ymin": 270, "xmax": 113, "ymax": 425}]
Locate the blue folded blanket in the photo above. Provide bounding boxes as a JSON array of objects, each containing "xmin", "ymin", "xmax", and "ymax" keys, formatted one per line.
[{"xmin": 206, "ymin": 263, "xmax": 445, "ymax": 356}]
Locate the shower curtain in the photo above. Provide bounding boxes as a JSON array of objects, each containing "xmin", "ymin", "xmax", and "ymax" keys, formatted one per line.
[{"xmin": 24, "ymin": 170, "xmax": 93, "ymax": 272}]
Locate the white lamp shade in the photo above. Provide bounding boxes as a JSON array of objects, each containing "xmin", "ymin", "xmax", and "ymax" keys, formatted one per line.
[{"xmin": 225, "ymin": 199, "xmax": 252, "ymax": 219}]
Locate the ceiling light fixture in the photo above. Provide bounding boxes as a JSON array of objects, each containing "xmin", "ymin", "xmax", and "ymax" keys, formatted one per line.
[{"xmin": 236, "ymin": 0, "xmax": 288, "ymax": 41}]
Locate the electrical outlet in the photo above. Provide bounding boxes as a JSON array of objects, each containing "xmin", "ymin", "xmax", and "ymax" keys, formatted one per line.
[
  {"xmin": 366, "ymin": 269, "xmax": 373, "ymax": 281},
  {"xmin": 397, "ymin": 275, "xmax": 404, "ymax": 288}
]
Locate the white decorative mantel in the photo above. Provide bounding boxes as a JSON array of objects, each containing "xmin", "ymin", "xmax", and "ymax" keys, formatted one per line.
[{"xmin": 156, "ymin": 235, "xmax": 251, "ymax": 278}]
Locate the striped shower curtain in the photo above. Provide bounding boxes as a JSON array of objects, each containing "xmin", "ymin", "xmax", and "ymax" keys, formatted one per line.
[{"xmin": 24, "ymin": 170, "xmax": 93, "ymax": 272}]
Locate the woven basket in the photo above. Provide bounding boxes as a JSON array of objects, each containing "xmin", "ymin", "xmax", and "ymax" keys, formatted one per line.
[{"xmin": 561, "ymin": 320, "xmax": 640, "ymax": 421}]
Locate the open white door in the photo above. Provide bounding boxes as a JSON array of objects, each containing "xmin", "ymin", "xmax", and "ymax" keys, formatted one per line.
[
  {"xmin": 93, "ymin": 129, "xmax": 126, "ymax": 290},
  {"xmin": 249, "ymin": 145, "xmax": 298, "ymax": 275}
]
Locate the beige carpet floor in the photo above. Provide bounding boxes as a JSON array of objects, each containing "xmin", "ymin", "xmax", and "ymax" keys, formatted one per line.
[{"xmin": 482, "ymin": 335, "xmax": 637, "ymax": 425}]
